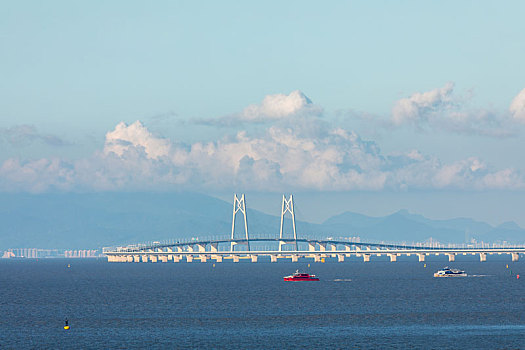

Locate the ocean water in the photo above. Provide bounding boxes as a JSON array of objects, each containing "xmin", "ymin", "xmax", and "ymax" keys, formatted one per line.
[{"xmin": 0, "ymin": 258, "xmax": 524, "ymax": 349}]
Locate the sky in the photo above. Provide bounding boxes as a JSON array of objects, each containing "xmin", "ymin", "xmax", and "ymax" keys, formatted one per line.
[{"xmin": 1, "ymin": 1, "xmax": 525, "ymax": 225}]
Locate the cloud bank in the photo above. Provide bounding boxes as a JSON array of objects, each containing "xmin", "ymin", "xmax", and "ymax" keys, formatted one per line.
[
  {"xmin": 0, "ymin": 116, "xmax": 521, "ymax": 193},
  {"xmin": 390, "ymin": 83, "xmax": 522, "ymax": 137}
]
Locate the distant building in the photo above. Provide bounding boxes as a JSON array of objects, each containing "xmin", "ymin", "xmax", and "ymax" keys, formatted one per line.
[
  {"xmin": 1, "ymin": 248, "xmax": 100, "ymax": 258},
  {"xmin": 63, "ymin": 249, "xmax": 99, "ymax": 258}
]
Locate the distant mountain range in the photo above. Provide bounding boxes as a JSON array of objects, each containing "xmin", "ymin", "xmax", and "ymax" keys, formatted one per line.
[{"xmin": 0, "ymin": 192, "xmax": 524, "ymax": 250}]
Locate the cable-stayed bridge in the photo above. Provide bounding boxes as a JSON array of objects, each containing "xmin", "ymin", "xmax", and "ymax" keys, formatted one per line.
[{"xmin": 104, "ymin": 194, "xmax": 525, "ymax": 263}]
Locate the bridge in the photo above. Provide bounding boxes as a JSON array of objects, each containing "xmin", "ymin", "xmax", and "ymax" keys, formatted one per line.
[{"xmin": 104, "ymin": 194, "xmax": 525, "ymax": 263}]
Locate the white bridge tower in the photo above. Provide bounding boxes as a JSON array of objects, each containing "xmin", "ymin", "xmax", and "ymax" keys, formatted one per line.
[
  {"xmin": 231, "ymin": 194, "xmax": 250, "ymax": 251},
  {"xmin": 279, "ymin": 194, "xmax": 298, "ymax": 251}
]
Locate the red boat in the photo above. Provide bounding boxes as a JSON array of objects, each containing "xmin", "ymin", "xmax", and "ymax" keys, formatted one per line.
[{"xmin": 284, "ymin": 270, "xmax": 319, "ymax": 281}]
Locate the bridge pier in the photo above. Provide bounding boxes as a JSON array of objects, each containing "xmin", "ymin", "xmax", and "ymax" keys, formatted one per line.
[
  {"xmin": 200, "ymin": 255, "xmax": 207, "ymax": 263},
  {"xmin": 314, "ymin": 255, "xmax": 321, "ymax": 263},
  {"xmin": 197, "ymin": 244, "xmax": 206, "ymax": 252},
  {"xmin": 337, "ymin": 254, "xmax": 344, "ymax": 262},
  {"xmin": 479, "ymin": 253, "xmax": 487, "ymax": 262},
  {"xmin": 388, "ymin": 254, "xmax": 398, "ymax": 262},
  {"xmin": 232, "ymin": 255, "xmax": 239, "ymax": 263},
  {"xmin": 186, "ymin": 255, "xmax": 193, "ymax": 263},
  {"xmin": 210, "ymin": 243, "xmax": 218, "ymax": 253},
  {"xmin": 308, "ymin": 242, "xmax": 316, "ymax": 251},
  {"xmin": 417, "ymin": 253, "xmax": 426, "ymax": 262},
  {"xmin": 511, "ymin": 253, "xmax": 519, "ymax": 262},
  {"xmin": 363, "ymin": 254, "xmax": 370, "ymax": 262},
  {"xmin": 141, "ymin": 255, "xmax": 148, "ymax": 263},
  {"xmin": 213, "ymin": 255, "xmax": 223, "ymax": 263},
  {"xmin": 291, "ymin": 255, "xmax": 298, "ymax": 263},
  {"xmin": 271, "ymin": 255, "xmax": 278, "ymax": 263},
  {"xmin": 251, "ymin": 255, "xmax": 258, "ymax": 263},
  {"xmin": 447, "ymin": 253, "xmax": 456, "ymax": 262},
  {"xmin": 149, "ymin": 255, "xmax": 158, "ymax": 263},
  {"xmin": 159, "ymin": 255, "xmax": 168, "ymax": 263}
]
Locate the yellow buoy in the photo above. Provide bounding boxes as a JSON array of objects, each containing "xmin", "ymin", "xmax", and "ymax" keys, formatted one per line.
[
  {"xmin": 321, "ymin": 258, "xmax": 325, "ymax": 263},
  {"xmin": 213, "ymin": 263, "xmax": 215, "ymax": 268},
  {"xmin": 67, "ymin": 264, "xmax": 71, "ymax": 268},
  {"xmin": 64, "ymin": 325, "xmax": 70, "ymax": 330},
  {"xmin": 424, "ymin": 264, "xmax": 426, "ymax": 268},
  {"xmin": 506, "ymin": 264, "xmax": 509, "ymax": 268},
  {"xmin": 308, "ymin": 263, "xmax": 310, "ymax": 268}
]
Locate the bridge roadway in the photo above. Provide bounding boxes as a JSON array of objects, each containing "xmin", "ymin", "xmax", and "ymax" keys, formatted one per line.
[{"xmin": 104, "ymin": 238, "xmax": 525, "ymax": 263}]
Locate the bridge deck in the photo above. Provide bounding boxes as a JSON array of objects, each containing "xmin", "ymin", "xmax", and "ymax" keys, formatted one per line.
[{"xmin": 104, "ymin": 237, "xmax": 525, "ymax": 263}]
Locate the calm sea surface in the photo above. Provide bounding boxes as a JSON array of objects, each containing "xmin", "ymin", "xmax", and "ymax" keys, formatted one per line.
[{"xmin": 0, "ymin": 258, "xmax": 524, "ymax": 349}]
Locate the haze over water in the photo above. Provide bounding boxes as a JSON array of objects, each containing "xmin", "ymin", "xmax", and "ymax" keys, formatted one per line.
[{"xmin": 1, "ymin": 258, "xmax": 524, "ymax": 349}]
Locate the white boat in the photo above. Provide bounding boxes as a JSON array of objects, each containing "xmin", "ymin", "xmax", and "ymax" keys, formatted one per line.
[{"xmin": 434, "ymin": 267, "xmax": 467, "ymax": 277}]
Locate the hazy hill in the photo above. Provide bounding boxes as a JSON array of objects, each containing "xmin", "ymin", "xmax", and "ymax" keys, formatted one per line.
[
  {"xmin": 0, "ymin": 192, "xmax": 523, "ymax": 250},
  {"xmin": 0, "ymin": 192, "xmax": 318, "ymax": 249},
  {"xmin": 322, "ymin": 209, "xmax": 508, "ymax": 244}
]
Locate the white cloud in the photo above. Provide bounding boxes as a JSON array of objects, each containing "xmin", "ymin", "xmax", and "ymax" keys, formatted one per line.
[
  {"xmin": 240, "ymin": 90, "xmax": 319, "ymax": 121},
  {"xmin": 392, "ymin": 82, "xmax": 455, "ymax": 125},
  {"xmin": 104, "ymin": 121, "xmax": 171, "ymax": 159},
  {"xmin": 509, "ymin": 88, "xmax": 525, "ymax": 122},
  {"xmin": 1, "ymin": 89, "xmax": 524, "ymax": 193},
  {"xmin": 390, "ymin": 83, "xmax": 518, "ymax": 137},
  {"xmin": 197, "ymin": 90, "xmax": 322, "ymax": 126},
  {"xmin": 0, "ymin": 120, "xmax": 522, "ymax": 193}
]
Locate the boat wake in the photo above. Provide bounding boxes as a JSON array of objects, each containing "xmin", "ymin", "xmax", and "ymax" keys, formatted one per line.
[
  {"xmin": 333, "ymin": 279, "xmax": 352, "ymax": 282},
  {"xmin": 468, "ymin": 274, "xmax": 493, "ymax": 277}
]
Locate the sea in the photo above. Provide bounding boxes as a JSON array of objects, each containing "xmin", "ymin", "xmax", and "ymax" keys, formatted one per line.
[{"xmin": 0, "ymin": 258, "xmax": 524, "ymax": 349}]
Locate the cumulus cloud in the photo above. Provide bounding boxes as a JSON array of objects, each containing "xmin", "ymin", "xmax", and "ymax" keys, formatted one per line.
[
  {"xmin": 390, "ymin": 83, "xmax": 519, "ymax": 137},
  {"xmin": 0, "ymin": 120, "xmax": 522, "ymax": 193},
  {"xmin": 509, "ymin": 88, "xmax": 525, "ymax": 122},
  {"xmin": 392, "ymin": 82, "xmax": 455, "ymax": 125},
  {"xmin": 240, "ymin": 90, "xmax": 319, "ymax": 121},
  {"xmin": 0, "ymin": 125, "xmax": 69, "ymax": 147},
  {"xmin": 197, "ymin": 90, "xmax": 322, "ymax": 126},
  {"xmin": 104, "ymin": 121, "xmax": 171, "ymax": 159}
]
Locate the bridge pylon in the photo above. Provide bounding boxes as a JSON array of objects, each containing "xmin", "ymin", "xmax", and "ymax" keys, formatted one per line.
[
  {"xmin": 231, "ymin": 194, "xmax": 250, "ymax": 251},
  {"xmin": 279, "ymin": 194, "xmax": 298, "ymax": 251}
]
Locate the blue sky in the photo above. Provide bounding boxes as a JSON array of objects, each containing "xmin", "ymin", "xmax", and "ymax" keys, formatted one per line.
[{"xmin": 1, "ymin": 1, "xmax": 525, "ymax": 225}]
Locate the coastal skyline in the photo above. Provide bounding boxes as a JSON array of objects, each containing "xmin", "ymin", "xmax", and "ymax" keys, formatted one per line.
[{"xmin": 2, "ymin": 1, "xmax": 525, "ymax": 226}]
